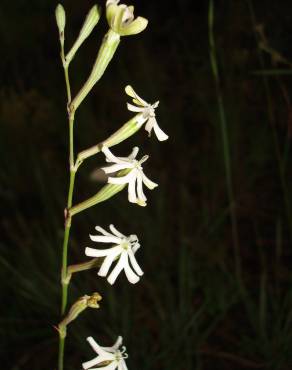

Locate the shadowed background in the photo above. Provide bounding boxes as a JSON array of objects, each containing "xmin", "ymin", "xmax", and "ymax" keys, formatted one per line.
[{"xmin": 1, "ymin": 0, "xmax": 292, "ymax": 369}]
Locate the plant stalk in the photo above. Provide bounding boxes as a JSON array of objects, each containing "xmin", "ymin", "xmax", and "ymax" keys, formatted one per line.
[
  {"xmin": 58, "ymin": 45, "xmax": 76, "ymax": 370},
  {"xmin": 208, "ymin": 0, "xmax": 242, "ymax": 282}
]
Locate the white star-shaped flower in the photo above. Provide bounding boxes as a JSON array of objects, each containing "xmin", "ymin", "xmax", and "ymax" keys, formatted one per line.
[
  {"xmin": 125, "ymin": 85, "xmax": 169, "ymax": 141},
  {"xmin": 85, "ymin": 224, "xmax": 143, "ymax": 285},
  {"xmin": 82, "ymin": 336, "xmax": 128, "ymax": 370},
  {"xmin": 101, "ymin": 146, "xmax": 158, "ymax": 206}
]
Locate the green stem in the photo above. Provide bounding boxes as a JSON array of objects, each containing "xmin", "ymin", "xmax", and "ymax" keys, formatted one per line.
[
  {"xmin": 61, "ymin": 43, "xmax": 72, "ymax": 104},
  {"xmin": 208, "ymin": 0, "xmax": 242, "ymax": 282},
  {"xmin": 58, "ymin": 47, "xmax": 76, "ymax": 370},
  {"xmin": 58, "ymin": 334, "xmax": 65, "ymax": 370},
  {"xmin": 64, "ymin": 68, "xmax": 72, "ymax": 104},
  {"xmin": 58, "ymin": 142, "xmax": 76, "ymax": 370}
]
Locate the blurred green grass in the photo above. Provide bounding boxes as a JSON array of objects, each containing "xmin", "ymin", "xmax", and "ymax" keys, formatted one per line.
[{"xmin": 1, "ymin": 0, "xmax": 292, "ymax": 369}]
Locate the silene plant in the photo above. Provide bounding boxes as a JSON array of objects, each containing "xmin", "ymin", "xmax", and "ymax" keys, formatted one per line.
[{"xmin": 55, "ymin": 1, "xmax": 168, "ymax": 369}]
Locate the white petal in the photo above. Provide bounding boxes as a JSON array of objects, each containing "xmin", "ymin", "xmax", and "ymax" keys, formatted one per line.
[
  {"xmin": 107, "ymin": 0, "xmax": 120, "ymax": 6},
  {"xmin": 107, "ymin": 251, "xmax": 127, "ymax": 285},
  {"xmin": 112, "ymin": 336, "xmax": 123, "ymax": 351},
  {"xmin": 136, "ymin": 172, "xmax": 147, "ymax": 202},
  {"xmin": 108, "ymin": 171, "xmax": 133, "ymax": 185},
  {"xmin": 98, "ymin": 251, "xmax": 120, "ymax": 277},
  {"xmin": 128, "ymin": 248, "xmax": 144, "ymax": 276},
  {"xmin": 152, "ymin": 100, "xmax": 159, "ymax": 108},
  {"xmin": 127, "ymin": 103, "xmax": 144, "ymax": 113},
  {"xmin": 102, "ymin": 336, "xmax": 123, "ymax": 352},
  {"xmin": 142, "ymin": 172, "xmax": 158, "ymax": 190},
  {"xmin": 136, "ymin": 113, "xmax": 148, "ymax": 126},
  {"xmin": 144, "ymin": 117, "xmax": 155, "ymax": 135},
  {"xmin": 123, "ymin": 256, "xmax": 140, "ymax": 284},
  {"xmin": 82, "ymin": 356, "xmax": 100, "ymax": 369},
  {"xmin": 128, "ymin": 172, "xmax": 137, "ymax": 203},
  {"xmin": 118, "ymin": 359, "xmax": 128, "ymax": 370},
  {"xmin": 128, "ymin": 146, "xmax": 139, "ymax": 160},
  {"xmin": 125, "ymin": 85, "xmax": 138, "ymax": 99},
  {"xmin": 86, "ymin": 337, "xmax": 113, "ymax": 357},
  {"xmin": 95, "ymin": 226, "xmax": 112, "ymax": 236},
  {"xmin": 85, "ymin": 246, "xmax": 121, "ymax": 258},
  {"xmin": 90, "ymin": 235, "xmax": 121, "ymax": 244},
  {"xmin": 132, "ymin": 243, "xmax": 140, "ymax": 254},
  {"xmin": 125, "ymin": 85, "xmax": 148, "ymax": 107},
  {"xmin": 109, "ymin": 225, "xmax": 125, "ymax": 238},
  {"xmin": 102, "ymin": 147, "xmax": 126, "ymax": 165},
  {"xmin": 128, "ymin": 234, "xmax": 138, "ymax": 243},
  {"xmin": 101, "ymin": 163, "xmax": 130, "ymax": 174},
  {"xmin": 153, "ymin": 120, "xmax": 169, "ymax": 141}
]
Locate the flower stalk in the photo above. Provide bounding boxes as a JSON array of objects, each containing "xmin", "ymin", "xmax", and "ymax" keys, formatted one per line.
[
  {"xmin": 54, "ymin": 3, "xmax": 163, "ymax": 370},
  {"xmin": 70, "ymin": 181, "xmax": 127, "ymax": 217},
  {"xmin": 77, "ymin": 115, "xmax": 143, "ymax": 163},
  {"xmin": 65, "ymin": 258, "xmax": 100, "ymax": 285}
]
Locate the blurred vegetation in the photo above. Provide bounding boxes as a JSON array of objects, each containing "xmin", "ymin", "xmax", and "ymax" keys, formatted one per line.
[{"xmin": 1, "ymin": 0, "xmax": 292, "ymax": 369}]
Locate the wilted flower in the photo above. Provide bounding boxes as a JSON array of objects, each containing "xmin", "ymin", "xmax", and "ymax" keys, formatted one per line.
[
  {"xmin": 106, "ymin": 0, "xmax": 148, "ymax": 36},
  {"xmin": 85, "ymin": 224, "xmax": 143, "ymax": 285},
  {"xmin": 126, "ymin": 85, "xmax": 169, "ymax": 141},
  {"xmin": 102, "ymin": 146, "xmax": 158, "ymax": 206},
  {"xmin": 82, "ymin": 336, "xmax": 128, "ymax": 370}
]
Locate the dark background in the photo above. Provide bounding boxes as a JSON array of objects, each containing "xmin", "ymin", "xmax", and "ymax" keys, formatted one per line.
[{"xmin": 1, "ymin": 0, "xmax": 292, "ymax": 369}]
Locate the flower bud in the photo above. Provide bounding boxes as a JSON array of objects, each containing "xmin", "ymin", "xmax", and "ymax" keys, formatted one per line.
[
  {"xmin": 106, "ymin": 1, "xmax": 148, "ymax": 36},
  {"xmin": 65, "ymin": 5, "xmax": 101, "ymax": 66},
  {"xmin": 70, "ymin": 29, "xmax": 120, "ymax": 112},
  {"xmin": 55, "ymin": 4, "xmax": 66, "ymax": 40}
]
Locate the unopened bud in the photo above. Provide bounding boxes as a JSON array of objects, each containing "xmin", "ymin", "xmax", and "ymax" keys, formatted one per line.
[
  {"xmin": 65, "ymin": 5, "xmax": 101, "ymax": 66},
  {"xmin": 55, "ymin": 4, "xmax": 66, "ymax": 40},
  {"xmin": 70, "ymin": 29, "xmax": 120, "ymax": 112}
]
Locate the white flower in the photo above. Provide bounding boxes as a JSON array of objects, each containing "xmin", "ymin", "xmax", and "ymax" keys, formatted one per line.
[
  {"xmin": 85, "ymin": 224, "xmax": 143, "ymax": 285},
  {"xmin": 82, "ymin": 336, "xmax": 128, "ymax": 370},
  {"xmin": 101, "ymin": 146, "xmax": 158, "ymax": 206},
  {"xmin": 125, "ymin": 85, "xmax": 169, "ymax": 141}
]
